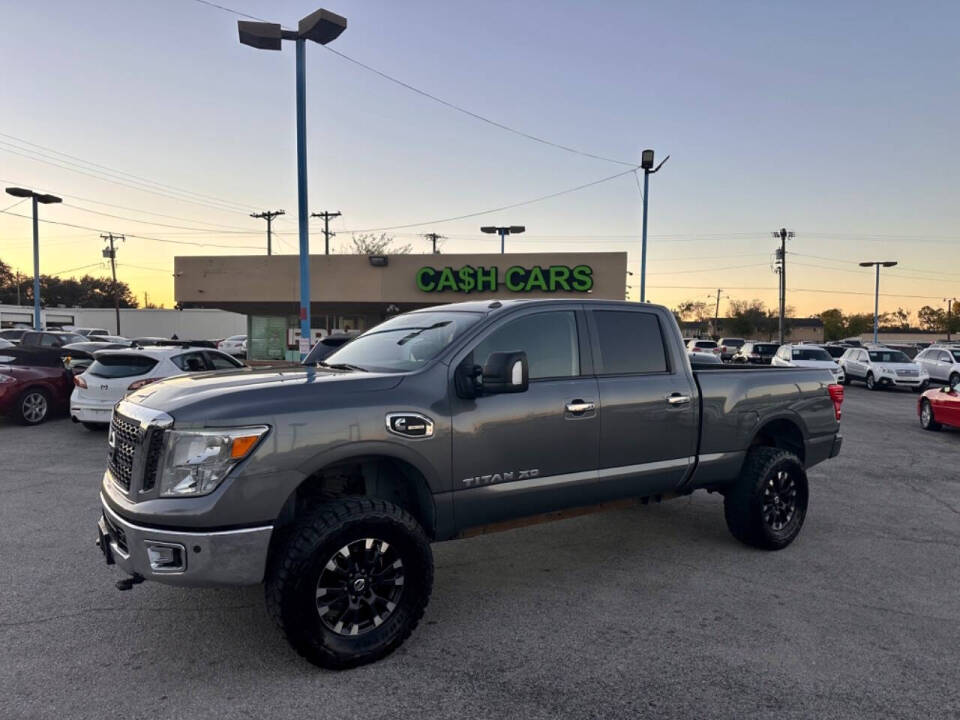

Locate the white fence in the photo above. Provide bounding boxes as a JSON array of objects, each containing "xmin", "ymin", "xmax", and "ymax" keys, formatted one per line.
[{"xmin": 0, "ymin": 304, "xmax": 246, "ymax": 340}]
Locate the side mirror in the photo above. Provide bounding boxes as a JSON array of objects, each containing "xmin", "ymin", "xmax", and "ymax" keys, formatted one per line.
[{"xmin": 481, "ymin": 351, "xmax": 528, "ymax": 394}]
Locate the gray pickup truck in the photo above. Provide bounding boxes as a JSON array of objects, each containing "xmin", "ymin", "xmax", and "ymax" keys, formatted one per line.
[{"xmin": 95, "ymin": 299, "xmax": 843, "ymax": 668}]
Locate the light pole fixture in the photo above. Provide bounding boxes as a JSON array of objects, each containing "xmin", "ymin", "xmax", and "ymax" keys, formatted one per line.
[
  {"xmin": 638, "ymin": 149, "xmax": 669, "ymax": 303},
  {"xmin": 859, "ymin": 261, "xmax": 897, "ymax": 344},
  {"xmin": 480, "ymin": 225, "xmax": 525, "ymax": 254},
  {"xmin": 771, "ymin": 228, "xmax": 795, "ymax": 345},
  {"xmin": 238, "ymin": 8, "xmax": 347, "ymax": 357},
  {"xmin": 5, "ymin": 187, "xmax": 62, "ymax": 330}
]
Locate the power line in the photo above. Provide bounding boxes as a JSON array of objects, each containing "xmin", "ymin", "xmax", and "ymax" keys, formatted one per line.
[
  {"xmin": 0, "ymin": 132, "xmax": 254, "ymax": 211},
  {"xmin": 47, "ymin": 262, "xmax": 105, "ymax": 276},
  {"xmin": 322, "ymin": 47, "xmax": 637, "ymax": 168},
  {"xmin": 61, "ymin": 202, "xmax": 261, "ymax": 233},
  {"xmin": 1, "ymin": 209, "xmax": 267, "ymax": 250},
  {"xmin": 186, "ymin": 0, "xmax": 266, "ymax": 21},
  {"xmin": 338, "ymin": 167, "xmax": 638, "ymax": 233},
  {"xmin": 0, "ymin": 140, "xmax": 254, "ymax": 216},
  {"xmin": 311, "ymin": 211, "xmax": 341, "ymax": 255}
]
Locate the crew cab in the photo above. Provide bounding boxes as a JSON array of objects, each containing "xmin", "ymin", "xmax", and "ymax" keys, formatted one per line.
[{"xmin": 95, "ymin": 299, "xmax": 843, "ymax": 669}]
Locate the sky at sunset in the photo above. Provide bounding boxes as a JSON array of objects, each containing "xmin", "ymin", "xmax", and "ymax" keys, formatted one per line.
[{"xmin": 1, "ymin": 0, "xmax": 958, "ymax": 319}]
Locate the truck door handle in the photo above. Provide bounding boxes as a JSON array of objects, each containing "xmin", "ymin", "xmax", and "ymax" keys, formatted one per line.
[
  {"xmin": 666, "ymin": 393, "xmax": 691, "ymax": 406},
  {"xmin": 565, "ymin": 400, "xmax": 596, "ymax": 414}
]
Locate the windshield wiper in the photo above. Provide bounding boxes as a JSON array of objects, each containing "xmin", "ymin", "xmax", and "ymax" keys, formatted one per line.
[
  {"xmin": 396, "ymin": 321, "xmax": 451, "ymax": 346},
  {"xmin": 318, "ymin": 361, "xmax": 368, "ymax": 372}
]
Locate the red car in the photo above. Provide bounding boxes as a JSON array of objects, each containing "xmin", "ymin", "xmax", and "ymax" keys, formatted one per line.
[
  {"xmin": 0, "ymin": 350, "xmax": 76, "ymax": 425},
  {"xmin": 918, "ymin": 380, "xmax": 960, "ymax": 431}
]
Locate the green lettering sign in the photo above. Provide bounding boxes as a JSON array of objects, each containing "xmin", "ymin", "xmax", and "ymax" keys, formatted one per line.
[{"xmin": 416, "ymin": 264, "xmax": 593, "ymax": 294}]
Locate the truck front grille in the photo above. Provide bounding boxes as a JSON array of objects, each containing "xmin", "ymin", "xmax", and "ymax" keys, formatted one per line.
[
  {"xmin": 141, "ymin": 430, "xmax": 165, "ymax": 491},
  {"xmin": 108, "ymin": 413, "xmax": 141, "ymax": 492}
]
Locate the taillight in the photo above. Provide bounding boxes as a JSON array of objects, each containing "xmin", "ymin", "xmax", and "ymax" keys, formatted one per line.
[
  {"xmin": 74, "ymin": 375, "xmax": 87, "ymax": 388},
  {"xmin": 713, "ymin": 347, "xmax": 722, "ymax": 354},
  {"xmin": 128, "ymin": 377, "xmax": 161, "ymax": 392},
  {"xmin": 828, "ymin": 384, "xmax": 844, "ymax": 421}
]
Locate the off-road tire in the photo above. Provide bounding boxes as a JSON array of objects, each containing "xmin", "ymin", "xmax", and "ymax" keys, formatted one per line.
[
  {"xmin": 265, "ymin": 497, "xmax": 433, "ymax": 670},
  {"xmin": 919, "ymin": 399, "xmax": 942, "ymax": 432},
  {"xmin": 723, "ymin": 447, "xmax": 808, "ymax": 550},
  {"xmin": 16, "ymin": 388, "xmax": 51, "ymax": 425}
]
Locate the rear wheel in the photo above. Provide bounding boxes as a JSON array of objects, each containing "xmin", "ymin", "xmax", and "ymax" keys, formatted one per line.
[
  {"xmin": 16, "ymin": 388, "xmax": 50, "ymax": 425},
  {"xmin": 265, "ymin": 497, "xmax": 433, "ymax": 669},
  {"xmin": 920, "ymin": 399, "xmax": 942, "ymax": 431},
  {"xmin": 724, "ymin": 447, "xmax": 808, "ymax": 550}
]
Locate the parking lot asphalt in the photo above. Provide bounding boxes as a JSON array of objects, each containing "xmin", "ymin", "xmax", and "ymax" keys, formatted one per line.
[{"xmin": 1, "ymin": 385, "xmax": 958, "ymax": 720}]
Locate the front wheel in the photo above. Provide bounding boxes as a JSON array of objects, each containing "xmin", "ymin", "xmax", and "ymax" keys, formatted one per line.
[
  {"xmin": 950, "ymin": 372, "xmax": 960, "ymax": 388},
  {"xmin": 920, "ymin": 399, "xmax": 942, "ymax": 431},
  {"xmin": 866, "ymin": 372, "xmax": 878, "ymax": 390},
  {"xmin": 265, "ymin": 497, "xmax": 433, "ymax": 669},
  {"xmin": 724, "ymin": 447, "xmax": 808, "ymax": 550}
]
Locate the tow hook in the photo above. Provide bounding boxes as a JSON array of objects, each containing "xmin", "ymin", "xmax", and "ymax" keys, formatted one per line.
[{"xmin": 116, "ymin": 574, "xmax": 145, "ymax": 591}]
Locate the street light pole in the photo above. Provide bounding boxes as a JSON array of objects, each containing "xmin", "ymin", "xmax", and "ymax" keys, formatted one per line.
[
  {"xmin": 238, "ymin": 9, "xmax": 347, "ymax": 357},
  {"xmin": 638, "ymin": 150, "xmax": 669, "ymax": 303},
  {"xmin": 945, "ymin": 297, "xmax": 957, "ymax": 342},
  {"xmin": 481, "ymin": 225, "xmax": 525, "ymax": 254},
  {"xmin": 859, "ymin": 261, "xmax": 898, "ymax": 344},
  {"xmin": 6, "ymin": 187, "xmax": 62, "ymax": 329}
]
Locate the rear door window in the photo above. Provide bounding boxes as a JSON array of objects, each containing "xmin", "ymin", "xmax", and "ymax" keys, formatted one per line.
[
  {"xmin": 593, "ymin": 310, "xmax": 668, "ymax": 375},
  {"xmin": 172, "ymin": 352, "xmax": 208, "ymax": 372},
  {"xmin": 87, "ymin": 354, "xmax": 158, "ymax": 378}
]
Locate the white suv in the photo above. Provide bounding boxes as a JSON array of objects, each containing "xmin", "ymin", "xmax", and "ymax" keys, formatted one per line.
[
  {"xmin": 772, "ymin": 344, "xmax": 845, "ymax": 383},
  {"xmin": 915, "ymin": 346, "xmax": 960, "ymax": 386},
  {"xmin": 839, "ymin": 346, "xmax": 928, "ymax": 392},
  {"xmin": 70, "ymin": 345, "xmax": 244, "ymax": 429}
]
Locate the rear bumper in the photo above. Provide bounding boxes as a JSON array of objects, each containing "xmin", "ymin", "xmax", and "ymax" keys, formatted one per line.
[
  {"xmin": 97, "ymin": 494, "xmax": 273, "ymax": 587},
  {"xmin": 71, "ymin": 402, "xmax": 114, "ymax": 423},
  {"xmin": 807, "ymin": 433, "xmax": 842, "ymax": 468}
]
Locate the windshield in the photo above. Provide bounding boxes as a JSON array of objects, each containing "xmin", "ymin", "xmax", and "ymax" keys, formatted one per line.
[
  {"xmin": 754, "ymin": 344, "xmax": 777, "ymax": 355},
  {"xmin": 868, "ymin": 350, "xmax": 911, "ymax": 363},
  {"xmin": 792, "ymin": 348, "xmax": 832, "ymax": 361},
  {"xmin": 721, "ymin": 339, "xmax": 744, "ymax": 347},
  {"xmin": 323, "ymin": 311, "xmax": 482, "ymax": 372},
  {"xmin": 694, "ymin": 341, "xmax": 717, "ymax": 348}
]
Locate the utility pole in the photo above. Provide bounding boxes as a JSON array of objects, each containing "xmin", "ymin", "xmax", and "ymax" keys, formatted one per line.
[
  {"xmin": 15, "ymin": 271, "xmax": 21, "ymax": 306},
  {"xmin": 101, "ymin": 233, "xmax": 125, "ymax": 335},
  {"xmin": 423, "ymin": 232, "xmax": 445, "ymax": 254},
  {"xmin": 945, "ymin": 297, "xmax": 957, "ymax": 342},
  {"xmin": 250, "ymin": 210, "xmax": 284, "ymax": 255},
  {"xmin": 709, "ymin": 288, "xmax": 729, "ymax": 338},
  {"xmin": 311, "ymin": 211, "xmax": 341, "ymax": 255},
  {"xmin": 772, "ymin": 228, "xmax": 795, "ymax": 345}
]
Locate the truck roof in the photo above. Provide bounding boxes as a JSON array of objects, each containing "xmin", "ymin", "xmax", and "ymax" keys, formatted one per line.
[{"xmin": 409, "ymin": 298, "xmax": 659, "ymax": 315}]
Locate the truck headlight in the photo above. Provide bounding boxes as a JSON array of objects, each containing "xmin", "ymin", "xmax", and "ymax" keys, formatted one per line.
[{"xmin": 158, "ymin": 426, "xmax": 268, "ymax": 497}]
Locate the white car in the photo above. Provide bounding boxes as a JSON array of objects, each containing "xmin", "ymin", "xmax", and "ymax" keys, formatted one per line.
[
  {"xmin": 217, "ymin": 335, "xmax": 247, "ymax": 357},
  {"xmin": 71, "ymin": 327, "xmax": 110, "ymax": 337},
  {"xmin": 838, "ymin": 346, "xmax": 928, "ymax": 392},
  {"xmin": 772, "ymin": 344, "xmax": 845, "ymax": 384},
  {"xmin": 686, "ymin": 339, "xmax": 721, "ymax": 357},
  {"xmin": 915, "ymin": 346, "xmax": 960, "ymax": 386},
  {"xmin": 70, "ymin": 345, "xmax": 245, "ymax": 429}
]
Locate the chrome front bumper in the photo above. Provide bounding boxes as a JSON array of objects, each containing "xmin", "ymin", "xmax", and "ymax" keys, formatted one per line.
[{"xmin": 98, "ymin": 494, "xmax": 273, "ymax": 587}]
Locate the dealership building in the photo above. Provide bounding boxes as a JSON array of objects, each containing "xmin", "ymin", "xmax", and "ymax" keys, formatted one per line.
[{"xmin": 174, "ymin": 252, "xmax": 628, "ymax": 361}]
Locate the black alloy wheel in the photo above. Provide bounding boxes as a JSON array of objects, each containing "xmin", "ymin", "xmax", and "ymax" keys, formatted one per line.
[
  {"xmin": 315, "ymin": 537, "xmax": 405, "ymax": 637},
  {"xmin": 762, "ymin": 469, "xmax": 798, "ymax": 532}
]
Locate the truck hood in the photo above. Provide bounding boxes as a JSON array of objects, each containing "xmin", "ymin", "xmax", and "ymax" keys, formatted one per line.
[{"xmin": 127, "ymin": 366, "xmax": 405, "ymax": 418}]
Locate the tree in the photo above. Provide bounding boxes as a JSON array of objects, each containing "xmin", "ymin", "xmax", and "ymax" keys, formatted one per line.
[
  {"xmin": 672, "ymin": 300, "xmax": 711, "ymax": 334},
  {"xmin": 347, "ymin": 233, "xmax": 412, "ymax": 255},
  {"xmin": 727, "ymin": 299, "xmax": 791, "ymax": 340},
  {"xmin": 820, "ymin": 308, "xmax": 846, "ymax": 341},
  {"xmin": 844, "ymin": 313, "xmax": 874, "ymax": 338},
  {"xmin": 0, "ymin": 258, "xmax": 138, "ymax": 308}
]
